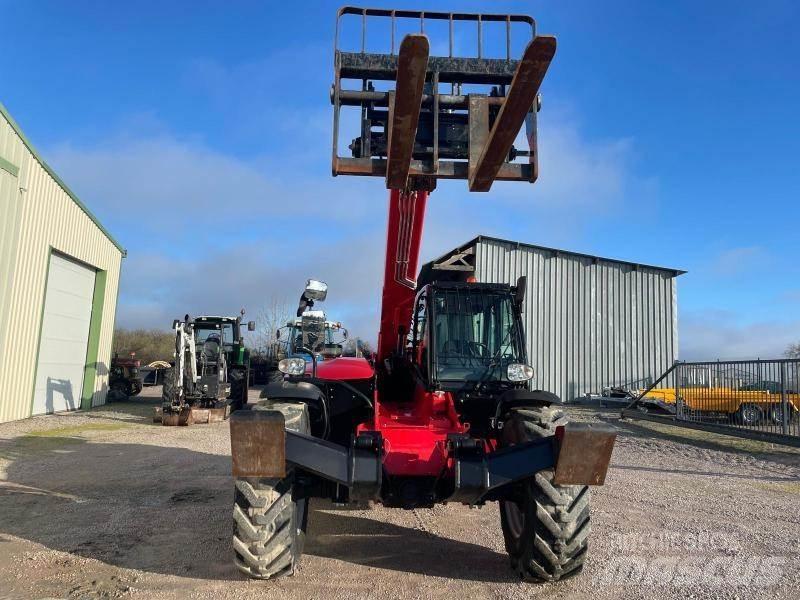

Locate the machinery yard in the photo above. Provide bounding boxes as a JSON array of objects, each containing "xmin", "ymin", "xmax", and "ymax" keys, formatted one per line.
[
  {"xmin": 1, "ymin": 387, "xmax": 798, "ymax": 600},
  {"xmin": 1, "ymin": 3, "xmax": 799, "ymax": 599}
]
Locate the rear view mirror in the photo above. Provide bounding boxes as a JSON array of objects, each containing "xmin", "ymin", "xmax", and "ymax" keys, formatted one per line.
[
  {"xmin": 247, "ymin": 321, "xmax": 256, "ymax": 332},
  {"xmin": 514, "ymin": 275, "xmax": 527, "ymax": 310},
  {"xmin": 304, "ymin": 279, "xmax": 328, "ymax": 301}
]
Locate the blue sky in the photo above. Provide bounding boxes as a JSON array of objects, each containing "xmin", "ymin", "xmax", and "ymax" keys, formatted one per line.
[{"xmin": 2, "ymin": 0, "xmax": 798, "ymax": 358}]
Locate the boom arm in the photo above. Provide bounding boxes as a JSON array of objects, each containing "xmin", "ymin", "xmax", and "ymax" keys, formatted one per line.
[
  {"xmin": 376, "ymin": 188, "xmax": 428, "ymax": 363},
  {"xmin": 331, "ymin": 9, "xmax": 556, "ymax": 364},
  {"xmin": 172, "ymin": 317, "xmax": 198, "ymax": 407}
]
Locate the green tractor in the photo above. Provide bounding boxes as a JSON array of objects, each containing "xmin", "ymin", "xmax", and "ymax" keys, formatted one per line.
[{"xmin": 157, "ymin": 313, "xmax": 255, "ymax": 425}]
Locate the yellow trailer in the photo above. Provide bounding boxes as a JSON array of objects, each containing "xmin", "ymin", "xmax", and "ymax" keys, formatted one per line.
[{"xmin": 640, "ymin": 386, "xmax": 800, "ymax": 425}]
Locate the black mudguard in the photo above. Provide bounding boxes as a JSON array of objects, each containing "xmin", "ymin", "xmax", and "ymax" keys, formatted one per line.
[
  {"xmin": 493, "ymin": 389, "xmax": 561, "ymax": 424},
  {"xmin": 261, "ymin": 380, "xmax": 325, "ymax": 403}
]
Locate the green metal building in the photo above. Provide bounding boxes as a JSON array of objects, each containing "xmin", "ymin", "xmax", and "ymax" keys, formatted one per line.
[{"xmin": 0, "ymin": 103, "xmax": 124, "ymax": 423}]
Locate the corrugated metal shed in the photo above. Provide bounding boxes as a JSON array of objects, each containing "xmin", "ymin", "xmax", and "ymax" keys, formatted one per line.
[
  {"xmin": 430, "ymin": 236, "xmax": 684, "ymax": 402},
  {"xmin": 0, "ymin": 102, "xmax": 124, "ymax": 423}
]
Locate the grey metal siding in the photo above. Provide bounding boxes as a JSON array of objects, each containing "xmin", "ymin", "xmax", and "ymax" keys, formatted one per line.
[{"xmin": 473, "ymin": 238, "xmax": 678, "ymax": 402}]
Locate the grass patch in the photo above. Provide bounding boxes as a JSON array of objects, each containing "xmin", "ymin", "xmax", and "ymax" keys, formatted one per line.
[
  {"xmin": 570, "ymin": 407, "xmax": 800, "ymax": 464},
  {"xmin": 0, "ymin": 435, "xmax": 84, "ymax": 461},
  {"xmin": 755, "ymin": 481, "xmax": 800, "ymax": 494},
  {"xmin": 0, "ymin": 423, "xmax": 131, "ymax": 461},
  {"xmin": 25, "ymin": 422, "xmax": 130, "ymax": 438},
  {"xmin": 632, "ymin": 420, "xmax": 796, "ymax": 454}
]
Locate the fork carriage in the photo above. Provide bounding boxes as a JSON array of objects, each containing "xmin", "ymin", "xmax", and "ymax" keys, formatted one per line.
[{"xmin": 331, "ymin": 7, "xmax": 556, "ymax": 191}]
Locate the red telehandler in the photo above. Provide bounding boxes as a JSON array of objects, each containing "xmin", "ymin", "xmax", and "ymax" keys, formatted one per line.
[{"xmin": 230, "ymin": 7, "xmax": 617, "ymax": 583}]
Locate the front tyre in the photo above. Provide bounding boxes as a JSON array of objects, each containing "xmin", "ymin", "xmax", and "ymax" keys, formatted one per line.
[
  {"xmin": 232, "ymin": 472, "xmax": 308, "ymax": 579},
  {"xmin": 229, "ymin": 368, "xmax": 247, "ymax": 412},
  {"xmin": 500, "ymin": 406, "xmax": 591, "ymax": 583},
  {"xmin": 232, "ymin": 403, "xmax": 309, "ymax": 580}
]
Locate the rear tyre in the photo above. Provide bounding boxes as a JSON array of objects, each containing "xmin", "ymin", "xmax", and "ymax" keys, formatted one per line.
[
  {"xmin": 499, "ymin": 406, "xmax": 591, "ymax": 583},
  {"xmin": 232, "ymin": 402, "xmax": 309, "ymax": 580},
  {"xmin": 768, "ymin": 404, "xmax": 794, "ymax": 425},
  {"xmin": 107, "ymin": 381, "xmax": 128, "ymax": 402},
  {"xmin": 736, "ymin": 403, "xmax": 763, "ymax": 426}
]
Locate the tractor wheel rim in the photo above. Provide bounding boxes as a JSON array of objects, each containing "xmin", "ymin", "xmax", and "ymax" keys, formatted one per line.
[
  {"xmin": 743, "ymin": 407, "xmax": 758, "ymax": 423},
  {"xmin": 504, "ymin": 501, "xmax": 525, "ymax": 539}
]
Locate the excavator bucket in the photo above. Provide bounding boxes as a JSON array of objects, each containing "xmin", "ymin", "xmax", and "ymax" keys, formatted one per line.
[
  {"xmin": 331, "ymin": 7, "xmax": 556, "ymax": 192},
  {"xmin": 157, "ymin": 406, "xmax": 192, "ymax": 426},
  {"xmin": 190, "ymin": 406, "xmax": 231, "ymax": 424},
  {"xmin": 153, "ymin": 405, "xmax": 230, "ymax": 425}
]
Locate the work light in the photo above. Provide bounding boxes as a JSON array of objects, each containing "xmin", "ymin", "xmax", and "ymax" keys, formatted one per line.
[
  {"xmin": 507, "ymin": 363, "xmax": 534, "ymax": 382},
  {"xmin": 278, "ymin": 358, "xmax": 306, "ymax": 376}
]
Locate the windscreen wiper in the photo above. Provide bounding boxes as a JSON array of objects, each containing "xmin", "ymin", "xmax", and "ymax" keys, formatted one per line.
[{"xmin": 463, "ymin": 327, "xmax": 516, "ymax": 394}]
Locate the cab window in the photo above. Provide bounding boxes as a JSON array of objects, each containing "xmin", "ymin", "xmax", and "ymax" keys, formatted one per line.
[{"xmin": 221, "ymin": 323, "xmax": 234, "ymax": 346}]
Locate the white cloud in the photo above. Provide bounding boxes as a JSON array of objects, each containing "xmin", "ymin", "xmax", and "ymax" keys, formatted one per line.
[
  {"xmin": 680, "ymin": 309, "xmax": 800, "ymax": 360},
  {"xmin": 536, "ymin": 118, "xmax": 636, "ymax": 211},
  {"xmin": 116, "ymin": 234, "xmax": 385, "ymax": 343},
  {"xmin": 704, "ymin": 246, "xmax": 771, "ymax": 277},
  {"xmin": 45, "ymin": 133, "xmax": 380, "ymax": 244},
  {"xmin": 45, "ymin": 99, "xmax": 649, "ymax": 340}
]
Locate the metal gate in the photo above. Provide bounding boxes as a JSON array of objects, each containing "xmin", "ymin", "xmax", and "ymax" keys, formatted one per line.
[{"xmin": 622, "ymin": 359, "xmax": 800, "ymax": 446}]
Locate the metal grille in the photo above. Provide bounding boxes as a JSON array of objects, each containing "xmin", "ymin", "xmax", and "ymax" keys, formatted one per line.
[
  {"xmin": 335, "ymin": 7, "xmax": 535, "ymax": 59},
  {"xmin": 624, "ymin": 359, "xmax": 800, "ymax": 445},
  {"xmin": 331, "ymin": 7, "xmax": 551, "ymax": 187}
]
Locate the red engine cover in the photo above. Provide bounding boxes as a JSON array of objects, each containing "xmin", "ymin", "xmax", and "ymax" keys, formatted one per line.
[{"xmin": 308, "ymin": 357, "xmax": 374, "ymax": 381}]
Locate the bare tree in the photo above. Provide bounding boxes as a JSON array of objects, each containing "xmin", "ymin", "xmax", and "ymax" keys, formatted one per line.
[
  {"xmin": 342, "ymin": 337, "xmax": 375, "ymax": 358},
  {"xmin": 113, "ymin": 328, "xmax": 175, "ymax": 364},
  {"xmin": 342, "ymin": 338, "xmax": 358, "ymax": 357},
  {"xmin": 787, "ymin": 343, "xmax": 800, "ymax": 358},
  {"xmin": 253, "ymin": 297, "xmax": 293, "ymax": 355},
  {"xmin": 358, "ymin": 339, "xmax": 375, "ymax": 356}
]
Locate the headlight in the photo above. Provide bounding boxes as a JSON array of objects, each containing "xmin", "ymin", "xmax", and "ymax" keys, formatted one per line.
[
  {"xmin": 507, "ymin": 363, "xmax": 534, "ymax": 382},
  {"xmin": 278, "ymin": 358, "xmax": 306, "ymax": 376}
]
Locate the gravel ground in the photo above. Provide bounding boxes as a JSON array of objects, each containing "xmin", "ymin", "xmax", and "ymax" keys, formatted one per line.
[{"xmin": 1, "ymin": 386, "xmax": 799, "ymax": 600}]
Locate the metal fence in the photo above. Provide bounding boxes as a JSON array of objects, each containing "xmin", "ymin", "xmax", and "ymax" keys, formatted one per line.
[{"xmin": 622, "ymin": 359, "xmax": 800, "ymax": 446}]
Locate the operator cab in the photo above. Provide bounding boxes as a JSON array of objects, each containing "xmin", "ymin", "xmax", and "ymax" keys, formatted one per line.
[
  {"xmin": 409, "ymin": 281, "xmax": 532, "ymax": 393},
  {"xmin": 193, "ymin": 315, "xmax": 255, "ymax": 369},
  {"xmin": 278, "ymin": 315, "xmax": 349, "ymax": 362}
]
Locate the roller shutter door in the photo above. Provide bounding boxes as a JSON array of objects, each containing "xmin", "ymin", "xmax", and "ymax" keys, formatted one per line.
[{"xmin": 32, "ymin": 253, "xmax": 96, "ymax": 415}]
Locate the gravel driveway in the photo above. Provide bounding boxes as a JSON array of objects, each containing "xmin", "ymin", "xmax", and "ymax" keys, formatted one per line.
[{"xmin": 1, "ymin": 387, "xmax": 798, "ymax": 599}]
